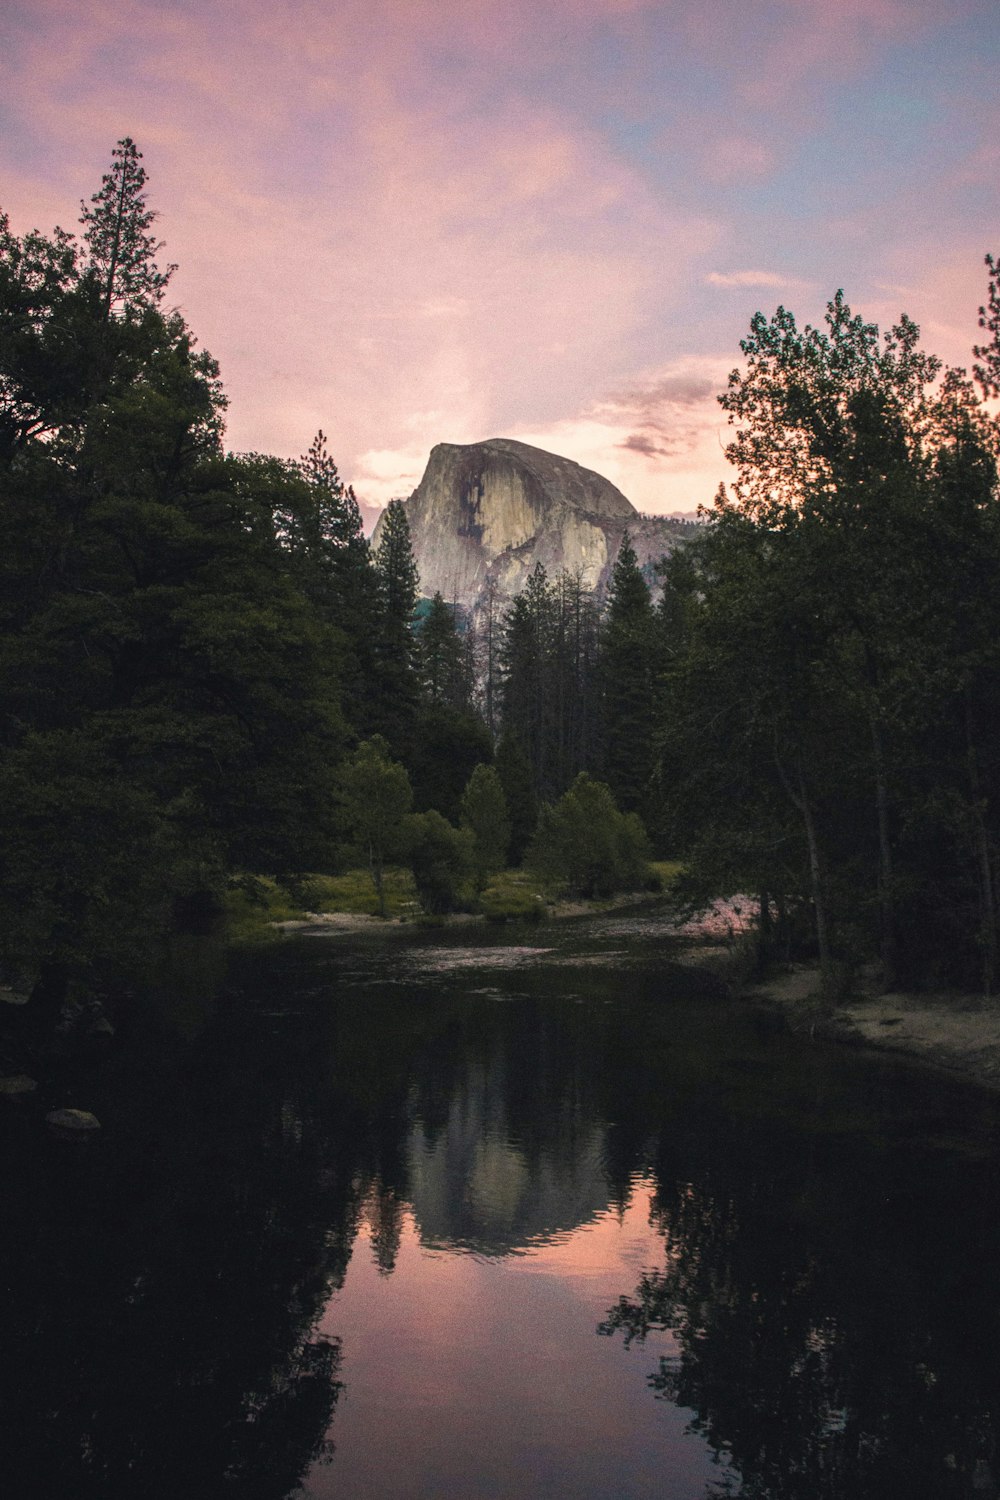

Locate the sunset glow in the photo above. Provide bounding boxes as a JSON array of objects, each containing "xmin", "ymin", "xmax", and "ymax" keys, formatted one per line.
[{"xmin": 3, "ymin": 0, "xmax": 997, "ymax": 512}]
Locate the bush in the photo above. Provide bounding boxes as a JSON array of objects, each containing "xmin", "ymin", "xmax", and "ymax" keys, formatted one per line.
[
  {"xmin": 526, "ymin": 774, "xmax": 651, "ymax": 898},
  {"xmin": 407, "ymin": 811, "xmax": 473, "ymax": 914},
  {"xmin": 460, "ymin": 763, "xmax": 511, "ymax": 890}
]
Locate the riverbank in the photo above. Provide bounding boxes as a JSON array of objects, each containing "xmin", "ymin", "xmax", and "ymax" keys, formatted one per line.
[
  {"xmin": 271, "ymin": 886, "xmax": 671, "ymax": 935},
  {"xmin": 247, "ymin": 882, "xmax": 1000, "ymax": 1096},
  {"xmin": 747, "ymin": 964, "xmax": 1000, "ymax": 1092}
]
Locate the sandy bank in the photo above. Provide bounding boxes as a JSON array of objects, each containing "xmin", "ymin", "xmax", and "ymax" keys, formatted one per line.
[{"xmin": 748, "ymin": 965, "xmax": 1000, "ymax": 1092}]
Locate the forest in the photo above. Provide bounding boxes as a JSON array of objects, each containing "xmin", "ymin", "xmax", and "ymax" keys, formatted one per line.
[{"xmin": 2, "ymin": 139, "xmax": 1000, "ymax": 1032}]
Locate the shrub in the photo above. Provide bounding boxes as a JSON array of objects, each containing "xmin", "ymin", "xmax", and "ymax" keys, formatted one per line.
[
  {"xmin": 460, "ymin": 764, "xmax": 511, "ymax": 890},
  {"xmin": 526, "ymin": 774, "xmax": 651, "ymax": 898},
  {"xmin": 407, "ymin": 811, "xmax": 473, "ymax": 914}
]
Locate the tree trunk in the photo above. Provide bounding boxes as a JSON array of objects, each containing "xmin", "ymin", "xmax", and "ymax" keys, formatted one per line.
[
  {"xmin": 869, "ymin": 710, "xmax": 897, "ymax": 989},
  {"xmin": 966, "ymin": 692, "xmax": 998, "ymax": 997},
  {"xmin": 757, "ymin": 889, "xmax": 772, "ymax": 967},
  {"xmin": 773, "ymin": 733, "xmax": 833, "ymax": 984},
  {"xmin": 796, "ymin": 761, "xmax": 833, "ymax": 984}
]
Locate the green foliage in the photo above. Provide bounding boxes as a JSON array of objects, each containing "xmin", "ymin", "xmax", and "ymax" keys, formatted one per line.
[
  {"xmin": 0, "ymin": 144, "xmax": 353, "ymax": 1015},
  {"xmin": 370, "ymin": 498, "xmax": 420, "ymax": 755},
  {"xmin": 417, "ymin": 592, "xmax": 471, "ymax": 708},
  {"xmin": 494, "ymin": 733, "xmax": 539, "ymax": 865},
  {"xmin": 658, "ymin": 283, "xmax": 1000, "ymax": 991},
  {"xmin": 407, "ymin": 703, "xmax": 493, "ymax": 823},
  {"xmin": 406, "ymin": 811, "xmax": 473, "ymax": 914},
  {"xmin": 284, "ymin": 430, "xmax": 379, "ymax": 732},
  {"xmin": 460, "ymin": 763, "xmax": 511, "ymax": 890},
  {"xmin": 527, "ymin": 773, "xmax": 651, "ymax": 898},
  {"xmin": 79, "ymin": 136, "xmax": 176, "ymax": 318},
  {"xmin": 297, "ymin": 868, "xmax": 418, "ymax": 919},
  {"xmin": 500, "ymin": 565, "xmax": 601, "ymax": 805},
  {"xmin": 601, "ymin": 530, "xmax": 657, "ymax": 819},
  {"xmin": 974, "ymin": 251, "xmax": 1000, "ymax": 399},
  {"xmin": 339, "ymin": 738, "xmax": 413, "ymax": 916}
]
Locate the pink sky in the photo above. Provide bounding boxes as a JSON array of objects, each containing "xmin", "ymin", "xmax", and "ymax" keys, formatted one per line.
[{"xmin": 2, "ymin": 0, "xmax": 997, "ymax": 513}]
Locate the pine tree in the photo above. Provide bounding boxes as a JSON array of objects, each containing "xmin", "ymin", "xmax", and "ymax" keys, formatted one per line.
[
  {"xmin": 79, "ymin": 137, "xmax": 176, "ymax": 319},
  {"xmin": 289, "ymin": 430, "xmax": 378, "ymax": 732},
  {"xmin": 600, "ymin": 531, "xmax": 657, "ymax": 819},
  {"xmin": 974, "ymin": 252, "xmax": 1000, "ymax": 399},
  {"xmin": 418, "ymin": 592, "xmax": 470, "ymax": 708},
  {"xmin": 364, "ymin": 498, "xmax": 418, "ymax": 758},
  {"xmin": 494, "ymin": 733, "xmax": 538, "ymax": 864}
]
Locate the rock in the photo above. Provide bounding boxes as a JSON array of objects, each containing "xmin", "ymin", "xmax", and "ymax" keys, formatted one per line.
[
  {"xmin": 45, "ymin": 1107, "xmax": 101, "ymax": 1135},
  {"xmin": 375, "ymin": 438, "xmax": 691, "ymax": 610},
  {"xmin": 0, "ymin": 1074, "xmax": 38, "ymax": 1099}
]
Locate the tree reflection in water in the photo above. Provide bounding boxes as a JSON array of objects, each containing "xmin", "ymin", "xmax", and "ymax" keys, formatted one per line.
[
  {"xmin": 5, "ymin": 924, "xmax": 1000, "ymax": 1500},
  {"xmin": 0, "ymin": 968, "xmax": 362, "ymax": 1500},
  {"xmin": 600, "ymin": 1125, "xmax": 1000, "ymax": 1500}
]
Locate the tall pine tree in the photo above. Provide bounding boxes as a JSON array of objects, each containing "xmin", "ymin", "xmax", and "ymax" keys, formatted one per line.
[
  {"xmin": 79, "ymin": 137, "xmax": 176, "ymax": 320},
  {"xmin": 371, "ymin": 499, "xmax": 419, "ymax": 755},
  {"xmin": 600, "ymin": 531, "xmax": 657, "ymax": 820}
]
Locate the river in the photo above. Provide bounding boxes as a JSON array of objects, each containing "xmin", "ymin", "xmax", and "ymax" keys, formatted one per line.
[{"xmin": 2, "ymin": 904, "xmax": 1000, "ymax": 1499}]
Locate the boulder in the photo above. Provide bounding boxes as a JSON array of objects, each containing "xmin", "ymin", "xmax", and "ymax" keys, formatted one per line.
[
  {"xmin": 0, "ymin": 1074, "xmax": 38, "ymax": 1099},
  {"xmin": 45, "ymin": 1107, "xmax": 101, "ymax": 1135}
]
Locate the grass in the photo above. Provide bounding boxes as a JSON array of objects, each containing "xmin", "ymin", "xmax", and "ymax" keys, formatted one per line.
[
  {"xmin": 223, "ymin": 859, "xmax": 684, "ymax": 943},
  {"xmin": 649, "ymin": 860, "xmax": 684, "ymax": 891},
  {"xmin": 296, "ymin": 868, "xmax": 420, "ymax": 919},
  {"xmin": 478, "ymin": 869, "xmax": 549, "ymax": 922},
  {"xmin": 222, "ymin": 867, "xmax": 421, "ymax": 943}
]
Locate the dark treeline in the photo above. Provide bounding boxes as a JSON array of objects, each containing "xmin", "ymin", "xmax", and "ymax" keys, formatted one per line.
[
  {"xmin": 3, "ymin": 139, "xmax": 1000, "ymax": 1017},
  {"xmin": 484, "ymin": 272, "xmax": 1000, "ymax": 997},
  {"xmin": 0, "ymin": 140, "xmax": 493, "ymax": 1025}
]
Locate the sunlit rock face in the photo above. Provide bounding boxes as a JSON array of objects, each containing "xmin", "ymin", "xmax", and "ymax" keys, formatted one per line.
[{"xmin": 375, "ymin": 438, "xmax": 689, "ymax": 608}]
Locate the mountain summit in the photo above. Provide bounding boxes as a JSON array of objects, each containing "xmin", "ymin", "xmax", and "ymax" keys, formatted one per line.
[{"xmin": 374, "ymin": 438, "xmax": 690, "ymax": 608}]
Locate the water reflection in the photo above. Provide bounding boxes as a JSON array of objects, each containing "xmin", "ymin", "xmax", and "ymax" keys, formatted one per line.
[
  {"xmin": 3, "ymin": 921, "xmax": 1000, "ymax": 1499},
  {"xmin": 599, "ymin": 1122, "xmax": 1000, "ymax": 1498}
]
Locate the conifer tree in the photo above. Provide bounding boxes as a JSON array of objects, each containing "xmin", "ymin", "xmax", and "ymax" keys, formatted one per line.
[
  {"xmin": 289, "ymin": 430, "xmax": 378, "ymax": 731},
  {"xmin": 79, "ymin": 137, "xmax": 176, "ymax": 319},
  {"xmin": 974, "ymin": 252, "xmax": 1000, "ymax": 399},
  {"xmin": 371, "ymin": 499, "xmax": 419, "ymax": 753},
  {"xmin": 494, "ymin": 733, "xmax": 538, "ymax": 864},
  {"xmin": 418, "ymin": 592, "xmax": 470, "ymax": 708},
  {"xmin": 600, "ymin": 531, "xmax": 657, "ymax": 819}
]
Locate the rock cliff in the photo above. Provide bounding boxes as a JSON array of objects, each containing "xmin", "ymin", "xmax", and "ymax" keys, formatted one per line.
[{"xmin": 372, "ymin": 438, "xmax": 691, "ymax": 608}]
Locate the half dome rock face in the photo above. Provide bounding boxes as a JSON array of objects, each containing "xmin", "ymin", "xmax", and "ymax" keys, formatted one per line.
[{"xmin": 377, "ymin": 438, "xmax": 687, "ymax": 608}]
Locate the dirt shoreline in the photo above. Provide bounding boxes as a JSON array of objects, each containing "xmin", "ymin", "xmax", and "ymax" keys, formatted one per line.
[
  {"xmin": 746, "ymin": 964, "xmax": 1000, "ymax": 1092},
  {"xmin": 271, "ymin": 888, "xmax": 668, "ymax": 935}
]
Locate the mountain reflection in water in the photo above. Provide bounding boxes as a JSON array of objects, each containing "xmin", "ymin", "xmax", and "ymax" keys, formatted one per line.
[{"xmin": 2, "ymin": 913, "xmax": 1000, "ymax": 1499}]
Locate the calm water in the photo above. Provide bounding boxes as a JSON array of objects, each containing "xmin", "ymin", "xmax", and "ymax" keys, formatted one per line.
[{"xmin": 3, "ymin": 907, "xmax": 1000, "ymax": 1499}]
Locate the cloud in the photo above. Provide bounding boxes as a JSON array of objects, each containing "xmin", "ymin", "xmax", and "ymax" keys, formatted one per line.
[
  {"xmin": 3, "ymin": 0, "xmax": 996, "ymax": 519},
  {"xmin": 619, "ymin": 432, "xmax": 673, "ymax": 458},
  {"xmin": 510, "ymin": 355, "xmax": 735, "ymax": 514},
  {"xmin": 0, "ymin": 0, "xmax": 725, "ymax": 508},
  {"xmin": 705, "ymin": 269, "xmax": 813, "ymax": 290}
]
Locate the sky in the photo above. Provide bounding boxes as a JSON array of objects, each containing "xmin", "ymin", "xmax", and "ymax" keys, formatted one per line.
[{"xmin": 2, "ymin": 0, "xmax": 998, "ymax": 515}]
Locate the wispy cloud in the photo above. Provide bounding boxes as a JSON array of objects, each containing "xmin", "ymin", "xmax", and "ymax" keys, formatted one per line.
[
  {"xmin": 1, "ymin": 0, "xmax": 996, "ymax": 513},
  {"xmin": 510, "ymin": 356, "xmax": 734, "ymax": 514},
  {"xmin": 705, "ymin": 269, "xmax": 814, "ymax": 290}
]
